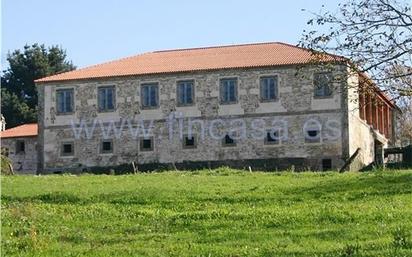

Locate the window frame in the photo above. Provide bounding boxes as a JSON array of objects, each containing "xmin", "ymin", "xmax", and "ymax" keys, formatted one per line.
[
  {"xmin": 97, "ymin": 86, "xmax": 116, "ymax": 112},
  {"xmin": 140, "ymin": 137, "xmax": 154, "ymax": 151},
  {"xmin": 260, "ymin": 76, "xmax": 279, "ymax": 102},
  {"xmin": 100, "ymin": 139, "xmax": 114, "ymax": 154},
  {"xmin": 176, "ymin": 80, "xmax": 195, "ymax": 106},
  {"xmin": 313, "ymin": 72, "xmax": 333, "ymax": 98},
  {"xmin": 61, "ymin": 141, "xmax": 74, "ymax": 156},
  {"xmin": 140, "ymin": 83, "xmax": 159, "ymax": 109},
  {"xmin": 219, "ymin": 78, "xmax": 238, "ymax": 104},
  {"xmin": 56, "ymin": 88, "xmax": 74, "ymax": 115}
]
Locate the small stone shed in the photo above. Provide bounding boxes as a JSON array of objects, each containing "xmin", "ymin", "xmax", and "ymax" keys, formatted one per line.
[{"xmin": 0, "ymin": 123, "xmax": 38, "ymax": 174}]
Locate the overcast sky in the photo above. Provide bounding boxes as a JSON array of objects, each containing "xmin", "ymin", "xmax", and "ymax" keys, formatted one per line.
[{"xmin": 2, "ymin": 0, "xmax": 341, "ymax": 69}]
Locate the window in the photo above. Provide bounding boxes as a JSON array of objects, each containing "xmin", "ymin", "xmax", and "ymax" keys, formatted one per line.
[
  {"xmin": 101, "ymin": 140, "xmax": 113, "ymax": 154},
  {"xmin": 61, "ymin": 142, "xmax": 74, "ymax": 156},
  {"xmin": 314, "ymin": 73, "xmax": 332, "ymax": 97},
  {"xmin": 265, "ymin": 130, "xmax": 280, "ymax": 145},
  {"xmin": 222, "ymin": 134, "xmax": 236, "ymax": 147},
  {"xmin": 16, "ymin": 140, "xmax": 25, "ymax": 154},
  {"xmin": 140, "ymin": 137, "xmax": 153, "ymax": 151},
  {"xmin": 177, "ymin": 80, "xmax": 194, "ymax": 106},
  {"xmin": 183, "ymin": 135, "xmax": 196, "ymax": 149},
  {"xmin": 56, "ymin": 89, "xmax": 74, "ymax": 114},
  {"xmin": 260, "ymin": 76, "xmax": 278, "ymax": 101},
  {"xmin": 220, "ymin": 78, "xmax": 238, "ymax": 104},
  {"xmin": 322, "ymin": 159, "xmax": 332, "ymax": 171},
  {"xmin": 141, "ymin": 83, "xmax": 159, "ymax": 108},
  {"xmin": 305, "ymin": 129, "xmax": 321, "ymax": 143},
  {"xmin": 98, "ymin": 86, "xmax": 116, "ymax": 111}
]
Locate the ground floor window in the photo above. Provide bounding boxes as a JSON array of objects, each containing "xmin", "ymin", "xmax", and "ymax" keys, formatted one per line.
[
  {"xmin": 140, "ymin": 137, "xmax": 154, "ymax": 151},
  {"xmin": 16, "ymin": 140, "xmax": 25, "ymax": 154},
  {"xmin": 322, "ymin": 159, "xmax": 332, "ymax": 171},
  {"xmin": 101, "ymin": 140, "xmax": 113, "ymax": 154},
  {"xmin": 61, "ymin": 142, "xmax": 74, "ymax": 156},
  {"xmin": 183, "ymin": 135, "xmax": 196, "ymax": 149},
  {"xmin": 222, "ymin": 134, "xmax": 236, "ymax": 147}
]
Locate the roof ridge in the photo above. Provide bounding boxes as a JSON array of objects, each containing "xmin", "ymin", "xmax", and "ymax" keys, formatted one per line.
[{"xmin": 152, "ymin": 41, "xmax": 282, "ymax": 53}]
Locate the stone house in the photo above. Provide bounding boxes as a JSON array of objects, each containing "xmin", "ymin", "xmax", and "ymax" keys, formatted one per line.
[
  {"xmin": 0, "ymin": 123, "xmax": 38, "ymax": 174},
  {"xmin": 34, "ymin": 42, "xmax": 397, "ymax": 173}
]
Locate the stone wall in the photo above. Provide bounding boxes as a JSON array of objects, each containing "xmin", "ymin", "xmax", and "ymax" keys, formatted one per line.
[
  {"xmin": 1, "ymin": 137, "xmax": 37, "ymax": 174},
  {"xmin": 38, "ymin": 65, "xmax": 350, "ymax": 172}
]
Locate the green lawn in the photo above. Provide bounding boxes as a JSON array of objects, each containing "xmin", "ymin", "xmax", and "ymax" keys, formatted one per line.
[{"xmin": 1, "ymin": 169, "xmax": 412, "ymax": 257}]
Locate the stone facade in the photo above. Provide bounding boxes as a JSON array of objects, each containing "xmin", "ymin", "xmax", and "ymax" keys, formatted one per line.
[
  {"xmin": 1, "ymin": 136, "xmax": 37, "ymax": 174},
  {"xmin": 36, "ymin": 64, "xmax": 387, "ymax": 173}
]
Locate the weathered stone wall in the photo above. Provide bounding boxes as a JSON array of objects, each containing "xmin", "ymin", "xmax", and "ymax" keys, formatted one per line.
[
  {"xmin": 1, "ymin": 137, "xmax": 37, "ymax": 174},
  {"xmin": 345, "ymin": 70, "xmax": 387, "ymax": 170},
  {"xmin": 38, "ymin": 65, "xmax": 349, "ymax": 172}
]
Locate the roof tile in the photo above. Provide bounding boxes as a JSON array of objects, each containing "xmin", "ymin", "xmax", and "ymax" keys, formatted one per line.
[
  {"xmin": 0, "ymin": 123, "xmax": 38, "ymax": 139},
  {"xmin": 35, "ymin": 42, "xmax": 339, "ymax": 83}
]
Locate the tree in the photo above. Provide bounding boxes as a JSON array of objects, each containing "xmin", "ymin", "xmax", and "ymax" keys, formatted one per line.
[
  {"xmin": 300, "ymin": 0, "xmax": 411, "ymax": 99},
  {"xmin": 1, "ymin": 44, "xmax": 75, "ymax": 128}
]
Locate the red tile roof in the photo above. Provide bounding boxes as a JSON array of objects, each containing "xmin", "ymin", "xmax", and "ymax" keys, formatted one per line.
[
  {"xmin": 35, "ymin": 42, "xmax": 341, "ymax": 83},
  {"xmin": 0, "ymin": 123, "xmax": 38, "ymax": 139}
]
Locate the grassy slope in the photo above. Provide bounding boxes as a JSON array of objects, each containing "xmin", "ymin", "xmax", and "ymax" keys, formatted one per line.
[{"xmin": 1, "ymin": 169, "xmax": 412, "ymax": 257}]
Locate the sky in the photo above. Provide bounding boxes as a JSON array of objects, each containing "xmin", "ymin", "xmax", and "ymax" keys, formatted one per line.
[{"xmin": 2, "ymin": 0, "xmax": 341, "ymax": 69}]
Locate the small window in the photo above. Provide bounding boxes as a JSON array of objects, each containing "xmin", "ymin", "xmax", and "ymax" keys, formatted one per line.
[
  {"xmin": 305, "ymin": 129, "xmax": 321, "ymax": 143},
  {"xmin": 183, "ymin": 135, "xmax": 196, "ymax": 149},
  {"xmin": 177, "ymin": 80, "xmax": 194, "ymax": 106},
  {"xmin": 314, "ymin": 73, "xmax": 332, "ymax": 97},
  {"xmin": 61, "ymin": 142, "xmax": 74, "ymax": 156},
  {"xmin": 101, "ymin": 140, "xmax": 113, "ymax": 154},
  {"xmin": 220, "ymin": 78, "xmax": 238, "ymax": 104},
  {"xmin": 222, "ymin": 134, "xmax": 236, "ymax": 147},
  {"xmin": 265, "ymin": 130, "xmax": 280, "ymax": 145},
  {"xmin": 141, "ymin": 83, "xmax": 159, "ymax": 108},
  {"xmin": 98, "ymin": 86, "xmax": 116, "ymax": 112},
  {"xmin": 322, "ymin": 159, "xmax": 332, "ymax": 171},
  {"xmin": 56, "ymin": 89, "xmax": 74, "ymax": 114},
  {"xmin": 260, "ymin": 76, "xmax": 278, "ymax": 101},
  {"xmin": 16, "ymin": 140, "xmax": 25, "ymax": 154},
  {"xmin": 140, "ymin": 137, "xmax": 153, "ymax": 151}
]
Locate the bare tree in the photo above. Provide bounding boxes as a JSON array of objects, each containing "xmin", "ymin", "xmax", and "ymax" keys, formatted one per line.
[{"xmin": 300, "ymin": 0, "xmax": 412, "ymax": 100}]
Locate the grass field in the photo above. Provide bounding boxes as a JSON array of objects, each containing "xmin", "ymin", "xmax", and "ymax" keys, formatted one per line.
[{"xmin": 1, "ymin": 169, "xmax": 412, "ymax": 257}]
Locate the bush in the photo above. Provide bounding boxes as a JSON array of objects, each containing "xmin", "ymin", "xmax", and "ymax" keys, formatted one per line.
[{"xmin": 1, "ymin": 155, "xmax": 14, "ymax": 175}]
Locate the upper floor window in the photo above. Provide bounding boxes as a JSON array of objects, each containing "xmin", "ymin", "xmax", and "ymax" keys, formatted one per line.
[
  {"xmin": 314, "ymin": 73, "xmax": 332, "ymax": 98},
  {"xmin": 220, "ymin": 78, "xmax": 238, "ymax": 104},
  {"xmin": 177, "ymin": 80, "xmax": 194, "ymax": 106},
  {"xmin": 56, "ymin": 89, "xmax": 74, "ymax": 114},
  {"xmin": 260, "ymin": 76, "xmax": 278, "ymax": 101},
  {"xmin": 98, "ymin": 86, "xmax": 116, "ymax": 112},
  {"xmin": 141, "ymin": 83, "xmax": 159, "ymax": 108}
]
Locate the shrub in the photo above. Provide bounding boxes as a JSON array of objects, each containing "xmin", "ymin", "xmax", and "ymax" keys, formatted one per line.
[{"xmin": 1, "ymin": 155, "xmax": 14, "ymax": 175}]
